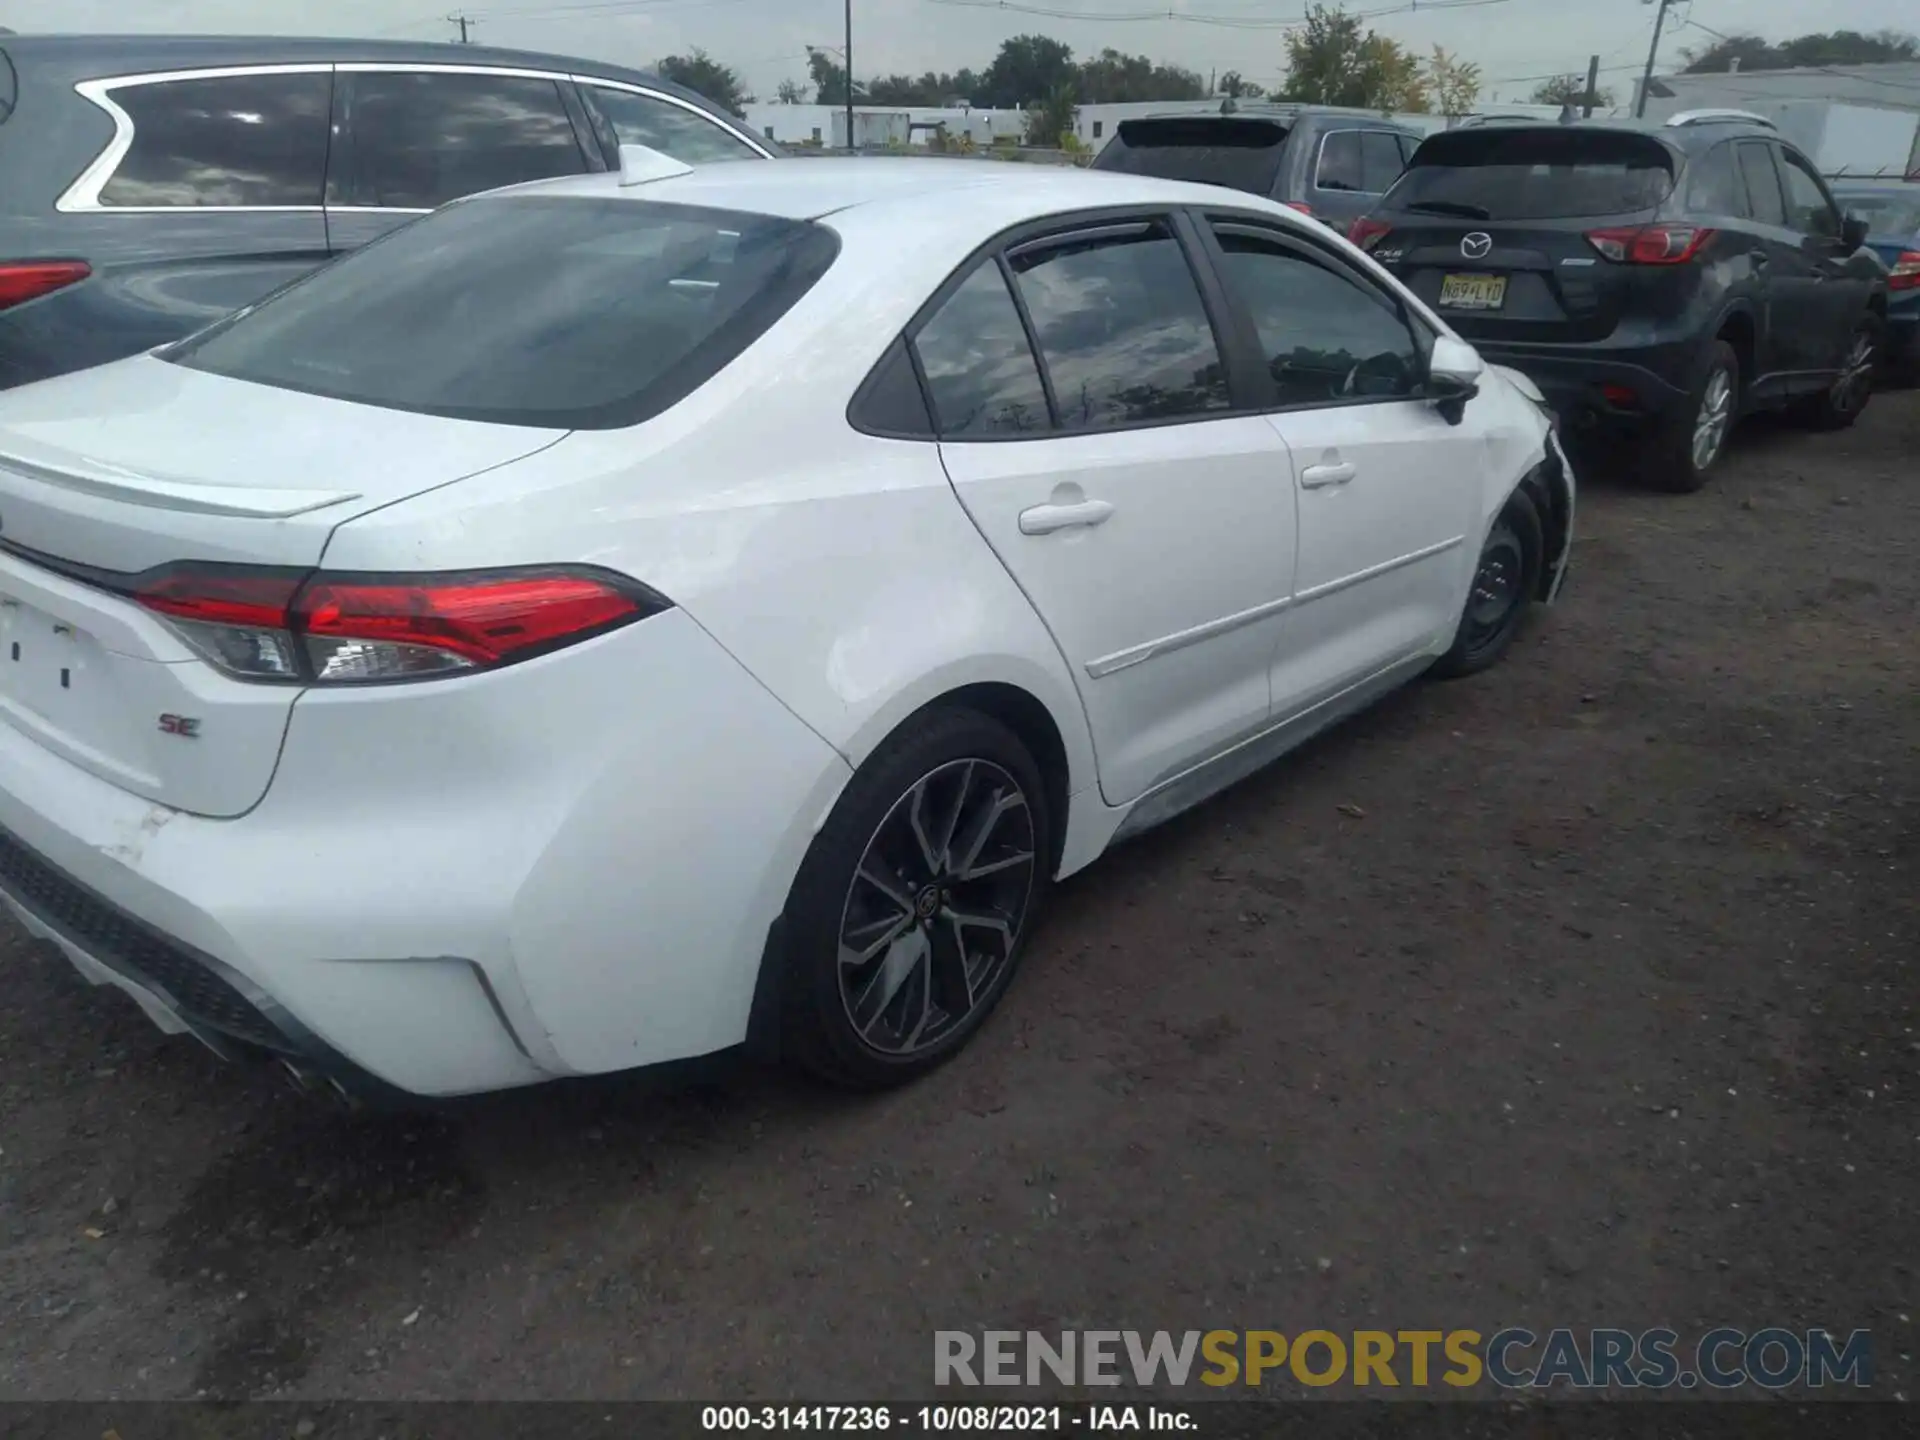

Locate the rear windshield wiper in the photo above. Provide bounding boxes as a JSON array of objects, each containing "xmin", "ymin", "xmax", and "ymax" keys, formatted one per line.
[{"xmin": 1401, "ymin": 199, "xmax": 1493, "ymax": 219}]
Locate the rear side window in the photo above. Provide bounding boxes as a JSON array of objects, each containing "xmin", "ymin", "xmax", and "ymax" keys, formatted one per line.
[
  {"xmin": 1316, "ymin": 130, "xmax": 1365, "ymax": 192},
  {"xmin": 98, "ymin": 72, "xmax": 332, "ymax": 207},
  {"xmin": 1008, "ymin": 223, "xmax": 1230, "ymax": 431},
  {"xmin": 1736, "ymin": 142, "xmax": 1787, "ymax": 226},
  {"xmin": 1384, "ymin": 129, "xmax": 1675, "ymax": 221},
  {"xmin": 585, "ymin": 85, "xmax": 759, "ymax": 163},
  {"xmin": 1683, "ymin": 143, "xmax": 1743, "ymax": 215},
  {"xmin": 1093, "ymin": 118, "xmax": 1288, "ymax": 196},
  {"xmin": 337, "ymin": 71, "xmax": 588, "ymax": 209},
  {"xmin": 1362, "ymin": 131, "xmax": 1409, "ymax": 193},
  {"xmin": 914, "ymin": 263, "xmax": 1052, "ymax": 438},
  {"xmin": 166, "ymin": 197, "xmax": 838, "ymax": 429},
  {"xmin": 1835, "ymin": 191, "xmax": 1920, "ymax": 240}
]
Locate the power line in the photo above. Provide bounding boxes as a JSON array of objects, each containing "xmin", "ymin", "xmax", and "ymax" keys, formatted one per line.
[{"xmin": 917, "ymin": 0, "xmax": 1517, "ymax": 32}]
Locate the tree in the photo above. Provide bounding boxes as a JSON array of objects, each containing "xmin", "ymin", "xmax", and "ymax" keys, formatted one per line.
[
  {"xmin": 1682, "ymin": 28, "xmax": 1919, "ymax": 73},
  {"xmin": 1360, "ymin": 33, "xmax": 1429, "ymax": 112},
  {"xmin": 1426, "ymin": 46, "xmax": 1481, "ymax": 118},
  {"xmin": 807, "ymin": 47, "xmax": 858, "ymax": 106},
  {"xmin": 1218, "ymin": 71, "xmax": 1266, "ymax": 102},
  {"xmin": 1283, "ymin": 4, "xmax": 1427, "ymax": 111},
  {"xmin": 775, "ymin": 78, "xmax": 806, "ymax": 104},
  {"xmin": 655, "ymin": 49, "xmax": 751, "ymax": 116},
  {"xmin": 1024, "ymin": 83, "xmax": 1079, "ymax": 148},
  {"xmin": 1528, "ymin": 73, "xmax": 1615, "ymax": 108},
  {"xmin": 982, "ymin": 34, "xmax": 1076, "ymax": 109}
]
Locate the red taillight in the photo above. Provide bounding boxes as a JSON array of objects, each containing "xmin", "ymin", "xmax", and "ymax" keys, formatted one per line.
[
  {"xmin": 1585, "ymin": 226, "xmax": 1714, "ymax": 265},
  {"xmin": 1284, "ymin": 201, "xmax": 1314, "ymax": 216},
  {"xmin": 1890, "ymin": 250, "xmax": 1920, "ymax": 291},
  {"xmin": 132, "ymin": 565, "xmax": 667, "ymax": 684},
  {"xmin": 1600, "ymin": 383, "xmax": 1640, "ymax": 409},
  {"xmin": 0, "ymin": 260, "xmax": 92, "ymax": 310},
  {"xmin": 1349, "ymin": 216, "xmax": 1393, "ymax": 252}
]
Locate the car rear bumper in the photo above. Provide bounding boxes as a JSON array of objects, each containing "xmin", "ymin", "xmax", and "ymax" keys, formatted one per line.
[
  {"xmin": 1469, "ymin": 339, "xmax": 1695, "ymax": 433},
  {"xmin": 0, "ymin": 609, "xmax": 852, "ymax": 1098}
]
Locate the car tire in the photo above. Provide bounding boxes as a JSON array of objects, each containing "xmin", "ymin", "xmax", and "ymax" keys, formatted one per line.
[
  {"xmin": 1644, "ymin": 338, "xmax": 1739, "ymax": 493},
  {"xmin": 1795, "ymin": 318, "xmax": 1880, "ymax": 431},
  {"xmin": 778, "ymin": 706, "xmax": 1052, "ymax": 1090},
  {"xmin": 1432, "ymin": 486, "xmax": 1543, "ymax": 680}
]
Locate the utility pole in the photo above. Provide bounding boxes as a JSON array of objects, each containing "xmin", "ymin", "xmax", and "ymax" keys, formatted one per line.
[
  {"xmin": 1582, "ymin": 53, "xmax": 1601, "ymax": 116},
  {"xmin": 448, "ymin": 12, "xmax": 474, "ymax": 44},
  {"xmin": 844, "ymin": 0, "xmax": 855, "ymax": 152},
  {"xmin": 1635, "ymin": 0, "xmax": 1674, "ymax": 118}
]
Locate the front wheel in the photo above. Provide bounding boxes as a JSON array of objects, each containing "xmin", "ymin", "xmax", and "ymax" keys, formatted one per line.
[
  {"xmin": 778, "ymin": 708, "xmax": 1051, "ymax": 1089},
  {"xmin": 1795, "ymin": 320, "xmax": 1879, "ymax": 431},
  {"xmin": 1432, "ymin": 487, "xmax": 1543, "ymax": 679}
]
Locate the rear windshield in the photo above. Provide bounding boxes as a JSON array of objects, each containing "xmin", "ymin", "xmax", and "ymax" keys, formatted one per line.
[
  {"xmin": 1834, "ymin": 190, "xmax": 1920, "ymax": 240},
  {"xmin": 1384, "ymin": 129, "xmax": 1676, "ymax": 221},
  {"xmin": 1093, "ymin": 117, "xmax": 1288, "ymax": 195},
  {"xmin": 166, "ymin": 196, "xmax": 838, "ymax": 429}
]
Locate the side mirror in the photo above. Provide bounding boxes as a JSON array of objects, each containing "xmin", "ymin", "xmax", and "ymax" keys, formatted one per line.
[
  {"xmin": 1841, "ymin": 213, "xmax": 1870, "ymax": 250},
  {"xmin": 1425, "ymin": 334, "xmax": 1483, "ymax": 424}
]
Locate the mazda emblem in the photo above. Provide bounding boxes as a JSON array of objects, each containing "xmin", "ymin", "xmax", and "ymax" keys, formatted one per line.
[{"xmin": 1461, "ymin": 232, "xmax": 1493, "ymax": 259}]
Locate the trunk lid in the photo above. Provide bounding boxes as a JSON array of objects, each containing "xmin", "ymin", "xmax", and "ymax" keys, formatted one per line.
[
  {"xmin": 1368, "ymin": 126, "xmax": 1681, "ymax": 344},
  {"xmin": 0, "ymin": 356, "xmax": 564, "ymax": 817}
]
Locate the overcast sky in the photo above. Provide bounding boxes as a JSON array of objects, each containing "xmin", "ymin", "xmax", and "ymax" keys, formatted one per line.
[{"xmin": 6, "ymin": 0, "xmax": 1916, "ymax": 103}]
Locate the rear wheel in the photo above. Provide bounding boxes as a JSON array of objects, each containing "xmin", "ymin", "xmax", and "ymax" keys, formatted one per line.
[
  {"xmin": 1432, "ymin": 487, "xmax": 1543, "ymax": 679},
  {"xmin": 1643, "ymin": 339, "xmax": 1737, "ymax": 493},
  {"xmin": 1795, "ymin": 319, "xmax": 1879, "ymax": 431},
  {"xmin": 779, "ymin": 708, "xmax": 1051, "ymax": 1089}
]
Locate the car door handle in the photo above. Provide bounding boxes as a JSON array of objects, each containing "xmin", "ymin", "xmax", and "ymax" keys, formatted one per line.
[
  {"xmin": 1300, "ymin": 461, "xmax": 1356, "ymax": 489},
  {"xmin": 1018, "ymin": 499, "xmax": 1115, "ymax": 535}
]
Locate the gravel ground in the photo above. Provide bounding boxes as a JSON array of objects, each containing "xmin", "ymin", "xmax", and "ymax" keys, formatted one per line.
[{"xmin": 1, "ymin": 394, "xmax": 1915, "ymax": 1403}]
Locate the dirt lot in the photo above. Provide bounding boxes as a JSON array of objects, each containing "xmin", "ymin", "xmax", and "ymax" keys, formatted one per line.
[{"xmin": 1, "ymin": 395, "xmax": 1916, "ymax": 1404}]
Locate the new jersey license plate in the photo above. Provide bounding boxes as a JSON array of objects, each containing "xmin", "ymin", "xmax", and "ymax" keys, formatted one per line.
[{"xmin": 1438, "ymin": 273, "xmax": 1508, "ymax": 310}]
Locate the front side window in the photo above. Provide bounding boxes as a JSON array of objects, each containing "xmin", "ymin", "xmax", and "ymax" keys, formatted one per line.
[
  {"xmin": 913, "ymin": 263, "xmax": 1052, "ymax": 438},
  {"xmin": 1009, "ymin": 223, "xmax": 1230, "ymax": 432},
  {"xmin": 1778, "ymin": 149, "xmax": 1841, "ymax": 239},
  {"xmin": 99, "ymin": 71, "xmax": 331, "ymax": 207},
  {"xmin": 167, "ymin": 197, "xmax": 837, "ymax": 429},
  {"xmin": 586, "ymin": 85, "xmax": 759, "ymax": 163},
  {"xmin": 338, "ymin": 71, "xmax": 587, "ymax": 209},
  {"xmin": 1317, "ymin": 130, "xmax": 1365, "ymax": 192},
  {"xmin": 1209, "ymin": 222, "xmax": 1421, "ymax": 408},
  {"xmin": 1736, "ymin": 142, "xmax": 1787, "ymax": 226}
]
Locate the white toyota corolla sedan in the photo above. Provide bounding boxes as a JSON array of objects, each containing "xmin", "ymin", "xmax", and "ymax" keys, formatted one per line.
[{"xmin": 0, "ymin": 151, "xmax": 1573, "ymax": 1099}]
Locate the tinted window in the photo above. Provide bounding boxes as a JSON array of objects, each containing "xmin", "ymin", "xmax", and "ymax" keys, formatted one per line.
[
  {"xmin": 1316, "ymin": 130, "xmax": 1364, "ymax": 192},
  {"xmin": 913, "ymin": 263, "xmax": 1051, "ymax": 437},
  {"xmin": 587, "ymin": 85, "xmax": 758, "ymax": 163},
  {"xmin": 1210, "ymin": 224, "xmax": 1420, "ymax": 406},
  {"xmin": 1010, "ymin": 224, "xmax": 1230, "ymax": 431},
  {"xmin": 1384, "ymin": 129, "xmax": 1675, "ymax": 221},
  {"xmin": 1683, "ymin": 143, "xmax": 1744, "ymax": 215},
  {"xmin": 338, "ymin": 71, "xmax": 587, "ymax": 209},
  {"xmin": 1092, "ymin": 117, "xmax": 1288, "ymax": 195},
  {"xmin": 1362, "ymin": 131, "xmax": 1408, "ymax": 193},
  {"xmin": 100, "ymin": 72, "xmax": 331, "ymax": 207},
  {"xmin": 1736, "ymin": 142, "xmax": 1787, "ymax": 226},
  {"xmin": 168, "ymin": 197, "xmax": 837, "ymax": 429},
  {"xmin": 1397, "ymin": 134, "xmax": 1419, "ymax": 165},
  {"xmin": 1779, "ymin": 150, "xmax": 1840, "ymax": 238}
]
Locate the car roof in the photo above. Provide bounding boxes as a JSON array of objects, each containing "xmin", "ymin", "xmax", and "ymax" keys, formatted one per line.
[
  {"xmin": 1428, "ymin": 115, "xmax": 1773, "ymax": 153},
  {"xmin": 1124, "ymin": 104, "xmax": 1421, "ymax": 131},
  {"xmin": 485, "ymin": 155, "xmax": 1297, "ymax": 222},
  {"xmin": 0, "ymin": 31, "xmax": 682, "ymax": 94}
]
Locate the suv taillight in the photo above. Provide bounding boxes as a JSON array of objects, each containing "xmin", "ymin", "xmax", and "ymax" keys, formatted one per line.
[
  {"xmin": 133, "ymin": 564, "xmax": 669, "ymax": 684},
  {"xmin": 1585, "ymin": 226, "xmax": 1714, "ymax": 264},
  {"xmin": 1890, "ymin": 250, "xmax": 1920, "ymax": 291},
  {"xmin": 1349, "ymin": 217, "xmax": 1393, "ymax": 252},
  {"xmin": 0, "ymin": 260, "xmax": 91, "ymax": 311}
]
